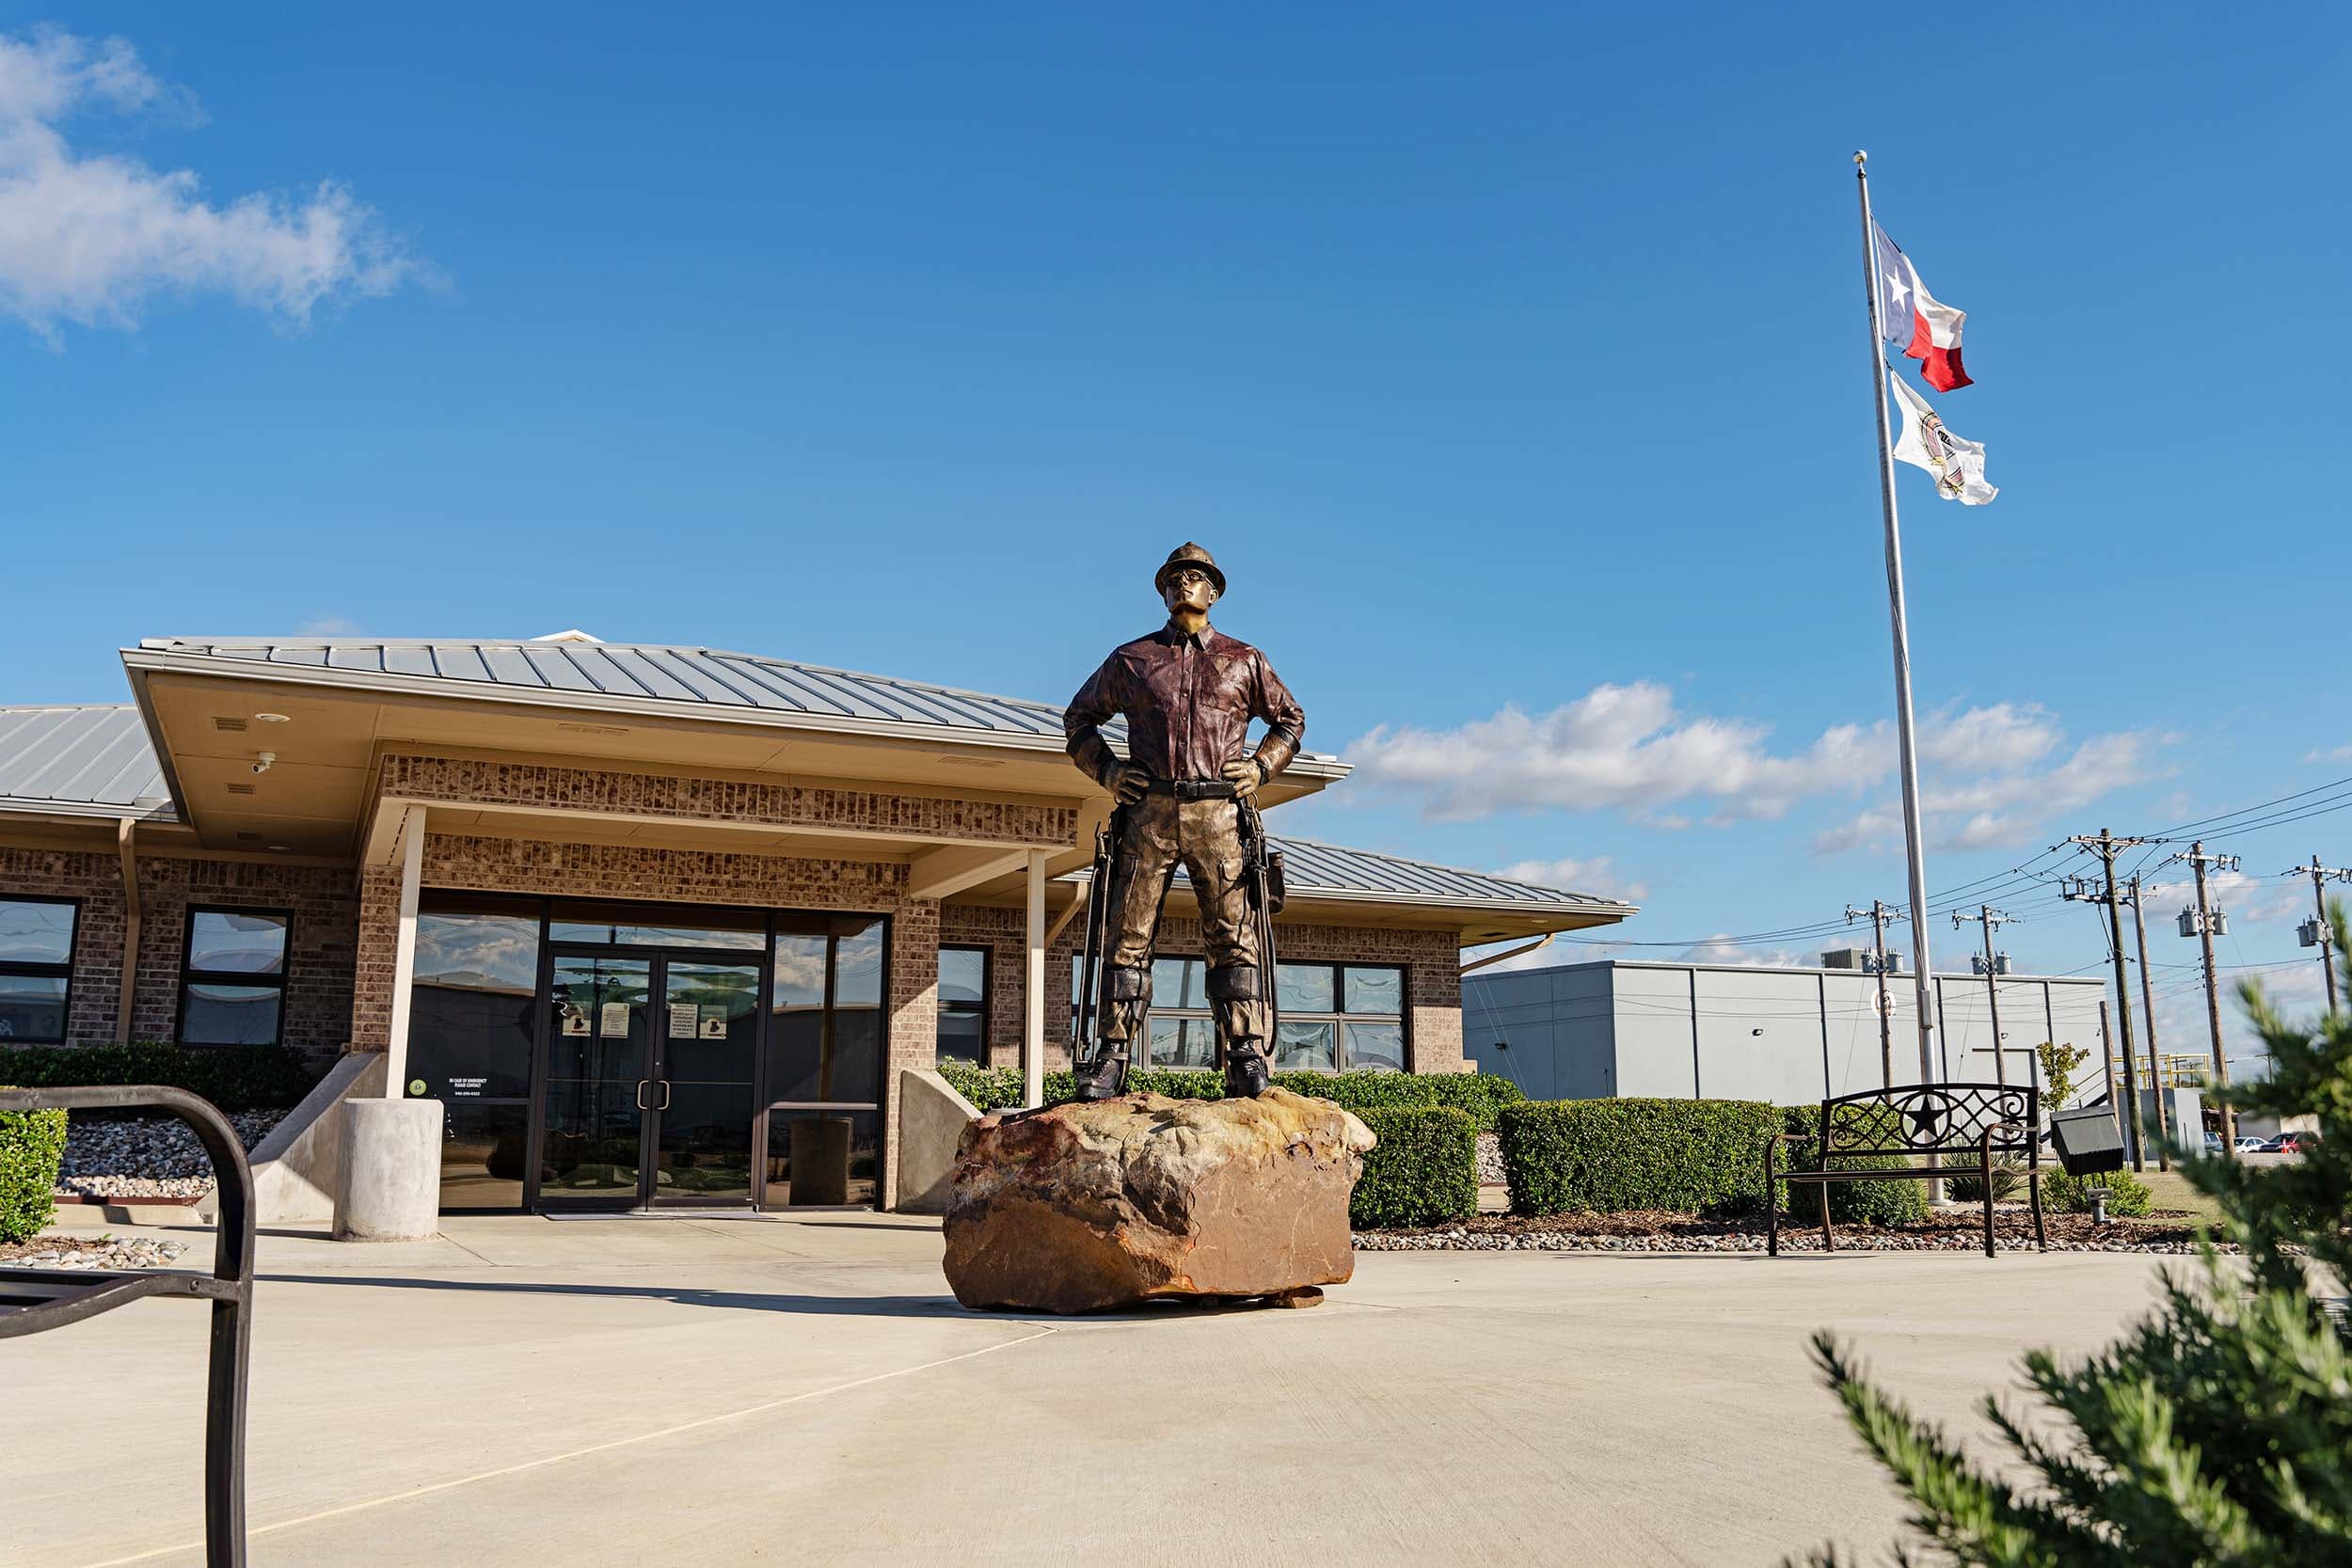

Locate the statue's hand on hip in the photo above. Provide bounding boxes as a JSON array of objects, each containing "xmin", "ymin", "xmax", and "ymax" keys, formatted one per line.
[
  {"xmin": 1220, "ymin": 758, "xmax": 1267, "ymax": 799},
  {"xmin": 1105, "ymin": 763, "xmax": 1151, "ymax": 805}
]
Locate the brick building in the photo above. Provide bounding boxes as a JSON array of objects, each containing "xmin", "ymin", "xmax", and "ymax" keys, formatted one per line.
[{"xmin": 0, "ymin": 633, "xmax": 1631, "ymax": 1212}]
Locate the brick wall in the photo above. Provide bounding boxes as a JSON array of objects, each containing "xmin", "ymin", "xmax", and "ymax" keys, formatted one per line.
[
  {"xmin": 0, "ymin": 846, "xmax": 358, "ymax": 1059},
  {"xmin": 934, "ymin": 903, "xmax": 1466, "ymax": 1074},
  {"xmin": 380, "ymin": 753, "xmax": 1075, "ymax": 847}
]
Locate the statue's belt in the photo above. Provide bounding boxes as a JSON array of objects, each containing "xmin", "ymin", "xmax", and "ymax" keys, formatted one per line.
[{"xmin": 1143, "ymin": 777, "xmax": 1240, "ymax": 800}]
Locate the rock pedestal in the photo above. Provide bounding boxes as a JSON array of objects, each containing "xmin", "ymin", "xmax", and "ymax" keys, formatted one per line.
[{"xmin": 942, "ymin": 1087, "xmax": 1375, "ymax": 1314}]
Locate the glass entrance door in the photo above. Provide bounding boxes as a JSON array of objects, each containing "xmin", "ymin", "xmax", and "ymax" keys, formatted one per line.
[
  {"xmin": 542, "ymin": 954, "xmax": 653, "ymax": 1203},
  {"xmin": 648, "ymin": 961, "xmax": 758, "ymax": 1206},
  {"xmin": 539, "ymin": 951, "xmax": 759, "ymax": 1209}
]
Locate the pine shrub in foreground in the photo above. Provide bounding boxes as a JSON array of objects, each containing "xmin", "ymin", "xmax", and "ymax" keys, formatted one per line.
[{"xmin": 1786, "ymin": 905, "xmax": 2352, "ymax": 1565}]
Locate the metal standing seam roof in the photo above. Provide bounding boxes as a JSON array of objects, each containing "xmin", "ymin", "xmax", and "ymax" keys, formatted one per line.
[
  {"xmin": 130, "ymin": 637, "xmax": 1142, "ymax": 749},
  {"xmin": 1073, "ymin": 834, "xmax": 1632, "ymax": 914},
  {"xmin": 0, "ymin": 705, "xmax": 175, "ymax": 818}
]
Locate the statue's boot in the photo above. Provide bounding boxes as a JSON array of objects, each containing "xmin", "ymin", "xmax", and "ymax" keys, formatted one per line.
[
  {"xmin": 1073, "ymin": 1051, "xmax": 1130, "ymax": 1101},
  {"xmin": 1222, "ymin": 1039, "xmax": 1271, "ymax": 1099}
]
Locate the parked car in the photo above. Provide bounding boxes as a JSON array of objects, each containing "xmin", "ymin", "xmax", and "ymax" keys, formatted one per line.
[
  {"xmin": 2233, "ymin": 1135, "xmax": 2268, "ymax": 1153},
  {"xmin": 2201, "ymin": 1132, "xmax": 2224, "ymax": 1157},
  {"xmin": 2273, "ymin": 1132, "xmax": 2321, "ymax": 1154}
]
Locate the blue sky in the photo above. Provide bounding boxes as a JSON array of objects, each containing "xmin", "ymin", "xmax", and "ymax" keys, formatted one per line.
[{"xmin": 4, "ymin": 6, "xmax": 2347, "ymax": 1067}]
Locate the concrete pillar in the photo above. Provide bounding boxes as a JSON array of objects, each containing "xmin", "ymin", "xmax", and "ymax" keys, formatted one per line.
[
  {"xmin": 333, "ymin": 1098, "xmax": 444, "ymax": 1241},
  {"xmin": 383, "ymin": 804, "xmax": 427, "ymax": 1098},
  {"xmin": 1025, "ymin": 850, "xmax": 1047, "ymax": 1109}
]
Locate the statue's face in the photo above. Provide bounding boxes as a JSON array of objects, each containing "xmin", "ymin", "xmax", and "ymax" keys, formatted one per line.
[{"xmin": 1161, "ymin": 567, "xmax": 1218, "ymax": 615}]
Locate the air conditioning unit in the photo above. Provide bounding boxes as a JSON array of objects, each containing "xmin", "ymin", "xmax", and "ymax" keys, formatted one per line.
[{"xmin": 1821, "ymin": 948, "xmax": 1864, "ymax": 969}]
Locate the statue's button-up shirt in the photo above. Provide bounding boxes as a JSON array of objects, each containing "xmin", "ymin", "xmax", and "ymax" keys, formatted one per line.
[{"xmin": 1064, "ymin": 624, "xmax": 1305, "ymax": 785}]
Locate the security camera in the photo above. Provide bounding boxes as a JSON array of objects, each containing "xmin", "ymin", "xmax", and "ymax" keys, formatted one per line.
[{"xmin": 252, "ymin": 752, "xmax": 276, "ymax": 776}]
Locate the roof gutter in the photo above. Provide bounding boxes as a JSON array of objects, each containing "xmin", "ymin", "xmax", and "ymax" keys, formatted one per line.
[{"xmin": 1461, "ymin": 931, "xmax": 1554, "ymax": 974}]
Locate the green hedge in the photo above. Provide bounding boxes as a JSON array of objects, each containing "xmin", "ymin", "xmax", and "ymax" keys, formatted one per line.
[
  {"xmin": 1, "ymin": 1091, "xmax": 68, "ymax": 1243},
  {"xmin": 1777, "ymin": 1105, "xmax": 1931, "ymax": 1227},
  {"xmin": 1499, "ymin": 1098, "xmax": 1785, "ymax": 1216},
  {"xmin": 936, "ymin": 1063, "xmax": 1523, "ymax": 1132},
  {"xmin": 2044, "ymin": 1167, "xmax": 2153, "ymax": 1217},
  {"xmin": 1351, "ymin": 1106, "xmax": 1478, "ymax": 1229},
  {"xmin": 0, "ymin": 1043, "xmax": 320, "ymax": 1112}
]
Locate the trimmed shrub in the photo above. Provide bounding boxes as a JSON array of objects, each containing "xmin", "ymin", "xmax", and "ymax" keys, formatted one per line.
[
  {"xmin": 1499, "ymin": 1097, "xmax": 1785, "ymax": 1216},
  {"xmin": 0, "ymin": 1043, "xmax": 319, "ymax": 1112},
  {"xmin": 1, "ymin": 1090, "xmax": 68, "ymax": 1243},
  {"xmin": 1350, "ymin": 1106, "xmax": 1478, "ymax": 1229},
  {"xmin": 1777, "ymin": 1105, "xmax": 1931, "ymax": 1227},
  {"xmin": 2043, "ymin": 1166, "xmax": 2153, "ymax": 1216},
  {"xmin": 934, "ymin": 1063, "xmax": 1523, "ymax": 1131}
]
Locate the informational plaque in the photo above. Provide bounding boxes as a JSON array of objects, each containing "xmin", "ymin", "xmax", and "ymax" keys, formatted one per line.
[
  {"xmin": 598, "ymin": 1002, "xmax": 630, "ymax": 1037},
  {"xmin": 667, "ymin": 1002, "xmax": 699, "ymax": 1039}
]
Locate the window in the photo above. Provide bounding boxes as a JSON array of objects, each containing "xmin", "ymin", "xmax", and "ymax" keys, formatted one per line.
[
  {"xmin": 936, "ymin": 945, "xmax": 989, "ymax": 1066},
  {"xmin": 177, "ymin": 907, "xmax": 292, "ymax": 1046},
  {"xmin": 1069, "ymin": 956, "xmax": 1407, "ymax": 1072},
  {"xmin": 0, "ymin": 896, "xmax": 78, "ymax": 1044},
  {"xmin": 1276, "ymin": 963, "xmax": 1407, "ymax": 1073},
  {"xmin": 409, "ymin": 899, "xmax": 542, "ymax": 1211}
]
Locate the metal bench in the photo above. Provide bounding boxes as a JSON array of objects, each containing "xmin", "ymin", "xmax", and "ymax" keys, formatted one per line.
[
  {"xmin": 1764, "ymin": 1082, "xmax": 2044, "ymax": 1259},
  {"xmin": 0, "ymin": 1085, "xmax": 254, "ymax": 1566}
]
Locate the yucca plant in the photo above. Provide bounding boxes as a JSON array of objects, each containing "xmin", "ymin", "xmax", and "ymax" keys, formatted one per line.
[{"xmin": 1787, "ymin": 905, "xmax": 2352, "ymax": 1565}]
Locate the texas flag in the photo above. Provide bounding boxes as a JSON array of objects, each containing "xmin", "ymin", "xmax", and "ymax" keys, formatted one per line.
[{"xmin": 1872, "ymin": 222, "xmax": 1972, "ymax": 391}]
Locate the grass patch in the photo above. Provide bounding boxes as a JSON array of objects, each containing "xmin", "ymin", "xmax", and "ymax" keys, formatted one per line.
[{"xmin": 2135, "ymin": 1165, "xmax": 2222, "ymax": 1221}]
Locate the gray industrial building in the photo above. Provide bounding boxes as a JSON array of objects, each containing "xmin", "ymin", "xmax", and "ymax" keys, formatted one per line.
[{"xmin": 1462, "ymin": 958, "xmax": 2111, "ymax": 1109}]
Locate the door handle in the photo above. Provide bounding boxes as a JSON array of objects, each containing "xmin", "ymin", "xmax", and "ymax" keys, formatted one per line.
[
  {"xmin": 634, "ymin": 1079, "xmax": 650, "ymax": 1111},
  {"xmin": 656, "ymin": 1081, "xmax": 674, "ymax": 1111}
]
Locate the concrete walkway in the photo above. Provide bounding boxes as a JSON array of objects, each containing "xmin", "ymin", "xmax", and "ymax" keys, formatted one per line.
[{"xmin": 7, "ymin": 1213, "xmax": 2182, "ymax": 1567}]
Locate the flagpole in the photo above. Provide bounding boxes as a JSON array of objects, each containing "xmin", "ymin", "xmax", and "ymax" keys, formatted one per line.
[{"xmin": 1854, "ymin": 150, "xmax": 1939, "ymax": 1088}]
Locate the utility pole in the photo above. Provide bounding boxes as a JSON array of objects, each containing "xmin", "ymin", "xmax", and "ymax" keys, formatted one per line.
[
  {"xmin": 2097, "ymin": 1000, "xmax": 2118, "ymax": 1120},
  {"xmin": 2169, "ymin": 842, "xmax": 2239, "ymax": 1155},
  {"xmin": 2284, "ymin": 854, "xmax": 2352, "ymax": 1015},
  {"xmin": 2124, "ymin": 875, "xmax": 2170, "ymax": 1170},
  {"xmin": 1951, "ymin": 904, "xmax": 2012, "ymax": 1085},
  {"xmin": 1846, "ymin": 900, "xmax": 1901, "ymax": 1088},
  {"xmin": 2063, "ymin": 830, "xmax": 2149, "ymax": 1171}
]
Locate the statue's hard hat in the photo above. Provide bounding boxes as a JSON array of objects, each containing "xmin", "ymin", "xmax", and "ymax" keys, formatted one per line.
[{"xmin": 1153, "ymin": 542, "xmax": 1226, "ymax": 597}]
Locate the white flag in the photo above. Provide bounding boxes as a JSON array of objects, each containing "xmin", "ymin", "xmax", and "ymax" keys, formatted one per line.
[{"xmin": 1889, "ymin": 372, "xmax": 1996, "ymax": 505}]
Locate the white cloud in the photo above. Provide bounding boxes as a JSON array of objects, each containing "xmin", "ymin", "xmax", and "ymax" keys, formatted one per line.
[
  {"xmin": 1348, "ymin": 680, "xmax": 1880, "ymax": 823},
  {"xmin": 1677, "ymin": 935, "xmax": 1809, "ymax": 967},
  {"xmin": 2306, "ymin": 745, "xmax": 2352, "ymax": 765},
  {"xmin": 1490, "ymin": 855, "xmax": 1645, "ymax": 902},
  {"xmin": 1812, "ymin": 730, "xmax": 2166, "ymax": 858},
  {"xmin": 1917, "ymin": 702, "xmax": 2060, "ymax": 773},
  {"xmin": 0, "ymin": 27, "xmax": 427, "ymax": 341},
  {"xmin": 296, "ymin": 614, "xmax": 360, "ymax": 636},
  {"xmin": 1349, "ymin": 682, "xmax": 2157, "ymax": 857}
]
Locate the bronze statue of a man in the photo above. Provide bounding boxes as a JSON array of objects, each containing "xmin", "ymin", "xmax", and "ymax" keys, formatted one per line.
[{"xmin": 1064, "ymin": 543, "xmax": 1306, "ymax": 1101}]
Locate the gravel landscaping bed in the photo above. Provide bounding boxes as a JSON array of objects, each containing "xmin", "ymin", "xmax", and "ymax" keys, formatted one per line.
[
  {"xmin": 0, "ymin": 1234, "xmax": 189, "ymax": 1271},
  {"xmin": 1356, "ymin": 1207, "xmax": 2230, "ymax": 1254},
  {"xmin": 1474, "ymin": 1132, "xmax": 1504, "ymax": 1185},
  {"xmin": 55, "ymin": 1110, "xmax": 286, "ymax": 1199}
]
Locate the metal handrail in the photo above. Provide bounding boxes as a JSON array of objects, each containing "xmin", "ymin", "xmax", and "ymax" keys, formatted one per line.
[{"xmin": 0, "ymin": 1085, "xmax": 254, "ymax": 1566}]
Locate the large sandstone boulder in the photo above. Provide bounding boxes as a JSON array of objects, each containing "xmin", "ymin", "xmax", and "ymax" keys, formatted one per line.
[{"xmin": 942, "ymin": 1087, "xmax": 1375, "ymax": 1314}]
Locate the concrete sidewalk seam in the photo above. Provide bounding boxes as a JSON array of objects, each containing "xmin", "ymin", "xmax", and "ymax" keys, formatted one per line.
[{"xmin": 77, "ymin": 1325, "xmax": 1061, "ymax": 1568}]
